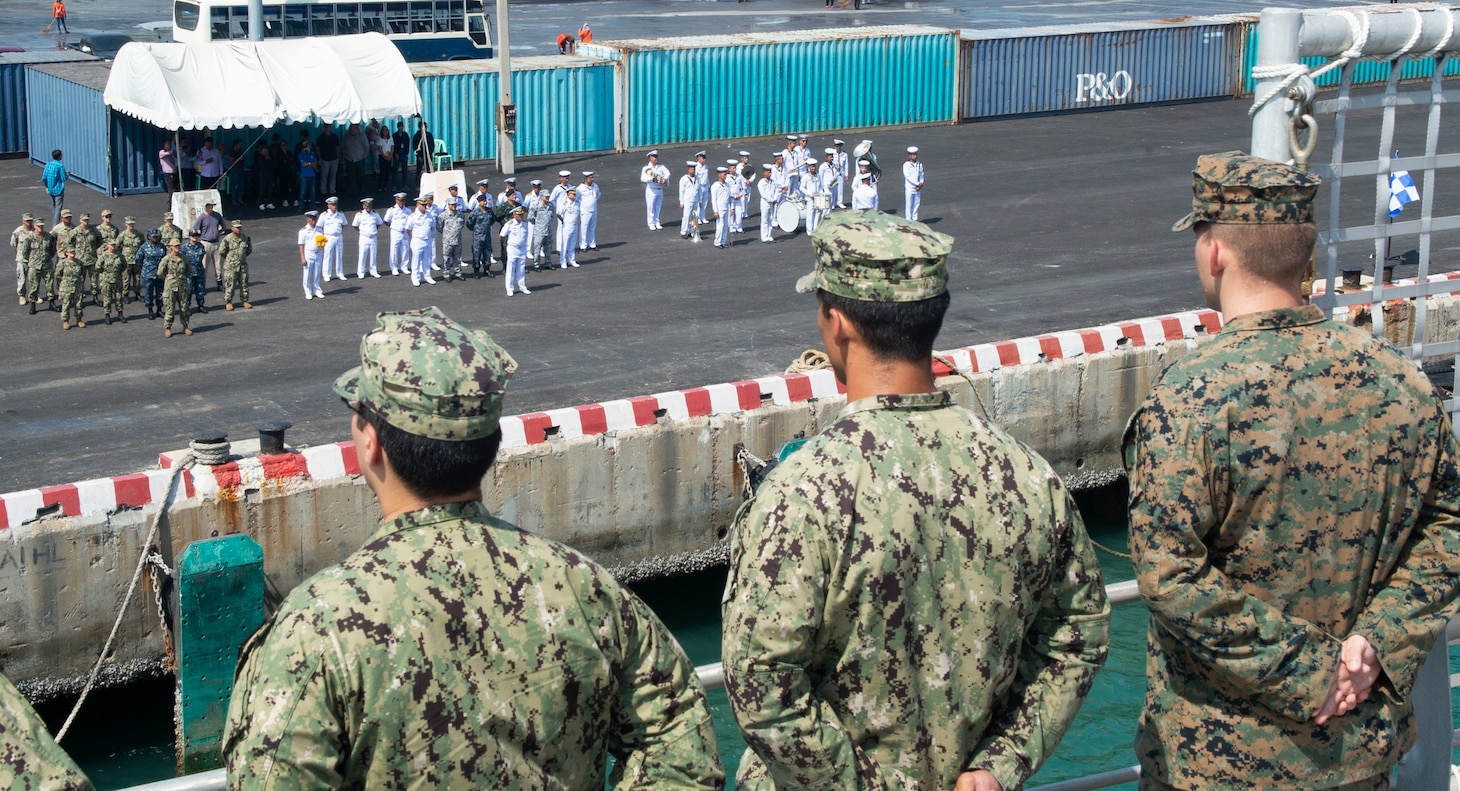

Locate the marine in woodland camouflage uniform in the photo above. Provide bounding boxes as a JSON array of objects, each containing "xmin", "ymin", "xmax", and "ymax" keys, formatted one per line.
[
  {"xmin": 218, "ymin": 219, "xmax": 252, "ymax": 309},
  {"xmin": 11, "ymin": 212, "xmax": 34, "ymax": 303},
  {"xmin": 56, "ymin": 249, "xmax": 85, "ymax": 329},
  {"xmin": 117, "ymin": 217, "xmax": 143, "ymax": 299},
  {"xmin": 22, "ymin": 219, "xmax": 55, "ymax": 311},
  {"xmin": 225, "ymin": 307, "xmax": 725, "ymax": 791},
  {"xmin": 96, "ymin": 240, "xmax": 125, "ymax": 323},
  {"xmin": 722, "ymin": 211, "xmax": 1110, "ymax": 791},
  {"xmin": 1124, "ymin": 152, "xmax": 1460, "ymax": 790},
  {"xmin": 0, "ymin": 671, "xmax": 94, "ymax": 790},
  {"xmin": 156, "ymin": 239, "xmax": 191, "ymax": 336},
  {"xmin": 70, "ymin": 213, "xmax": 99, "ymax": 302},
  {"xmin": 158, "ymin": 212, "xmax": 182, "ymax": 249}
]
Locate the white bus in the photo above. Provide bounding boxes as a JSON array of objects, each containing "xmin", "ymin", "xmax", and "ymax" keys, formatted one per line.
[{"xmin": 171, "ymin": 0, "xmax": 493, "ymax": 61}]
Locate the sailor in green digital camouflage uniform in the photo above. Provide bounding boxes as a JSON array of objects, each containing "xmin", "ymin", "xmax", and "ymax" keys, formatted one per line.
[
  {"xmin": 0, "ymin": 670, "xmax": 94, "ymax": 790},
  {"xmin": 1124, "ymin": 152, "xmax": 1460, "ymax": 791},
  {"xmin": 56, "ymin": 248, "xmax": 85, "ymax": 329},
  {"xmin": 96, "ymin": 239, "xmax": 125, "ymax": 324},
  {"xmin": 225, "ymin": 306, "xmax": 725, "ymax": 791},
  {"xmin": 118, "ymin": 216, "xmax": 143, "ymax": 301},
  {"xmin": 218, "ymin": 219, "xmax": 252, "ymax": 310},
  {"xmin": 721, "ymin": 211, "xmax": 1111, "ymax": 791},
  {"xmin": 157, "ymin": 238, "xmax": 191, "ymax": 337}
]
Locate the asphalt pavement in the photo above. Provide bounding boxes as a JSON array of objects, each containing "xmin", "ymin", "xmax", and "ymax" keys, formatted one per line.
[{"xmin": 5, "ymin": 91, "xmax": 1455, "ymax": 493}]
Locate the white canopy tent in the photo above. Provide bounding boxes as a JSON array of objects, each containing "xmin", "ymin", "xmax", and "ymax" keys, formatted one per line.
[{"xmin": 103, "ymin": 32, "xmax": 422, "ymax": 130}]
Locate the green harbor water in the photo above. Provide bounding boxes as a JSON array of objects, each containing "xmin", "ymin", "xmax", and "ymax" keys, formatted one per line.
[{"xmin": 31, "ymin": 487, "xmax": 1460, "ymax": 789}]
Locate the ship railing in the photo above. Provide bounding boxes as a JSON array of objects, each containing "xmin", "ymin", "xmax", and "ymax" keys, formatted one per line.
[{"xmin": 117, "ymin": 579, "xmax": 1458, "ymax": 791}]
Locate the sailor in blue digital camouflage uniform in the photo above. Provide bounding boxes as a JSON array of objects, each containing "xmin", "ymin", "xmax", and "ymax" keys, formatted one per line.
[
  {"xmin": 1124, "ymin": 152, "xmax": 1460, "ymax": 791},
  {"xmin": 180, "ymin": 229, "xmax": 207, "ymax": 314},
  {"xmin": 722, "ymin": 211, "xmax": 1110, "ymax": 791},
  {"xmin": 226, "ymin": 306, "xmax": 726, "ymax": 790},
  {"xmin": 0, "ymin": 670, "xmax": 94, "ymax": 789}
]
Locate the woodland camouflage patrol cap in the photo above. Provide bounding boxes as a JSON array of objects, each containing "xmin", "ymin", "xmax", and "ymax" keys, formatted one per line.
[
  {"xmin": 333, "ymin": 307, "xmax": 517, "ymax": 441},
  {"xmin": 797, "ymin": 211, "xmax": 953, "ymax": 302},
  {"xmin": 1172, "ymin": 151, "xmax": 1321, "ymax": 232}
]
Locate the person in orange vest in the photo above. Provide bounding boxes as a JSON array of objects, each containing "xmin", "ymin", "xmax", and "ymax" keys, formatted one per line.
[
  {"xmin": 556, "ymin": 32, "xmax": 576, "ymax": 54},
  {"xmin": 51, "ymin": 0, "xmax": 69, "ymax": 33},
  {"xmin": 576, "ymin": 23, "xmax": 592, "ymax": 44}
]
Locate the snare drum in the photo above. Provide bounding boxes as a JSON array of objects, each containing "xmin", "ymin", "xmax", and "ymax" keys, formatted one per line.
[{"xmin": 812, "ymin": 194, "xmax": 831, "ymax": 211}]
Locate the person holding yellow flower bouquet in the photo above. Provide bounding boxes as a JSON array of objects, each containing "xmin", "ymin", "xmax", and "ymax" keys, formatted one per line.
[{"xmin": 297, "ymin": 210, "xmax": 326, "ymax": 300}]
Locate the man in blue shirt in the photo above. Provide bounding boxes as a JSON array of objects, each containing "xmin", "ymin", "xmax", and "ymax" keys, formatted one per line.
[{"xmin": 42, "ymin": 150, "xmax": 66, "ymax": 228}]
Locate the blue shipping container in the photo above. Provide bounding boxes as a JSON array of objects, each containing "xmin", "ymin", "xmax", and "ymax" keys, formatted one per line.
[
  {"xmin": 412, "ymin": 56, "xmax": 616, "ymax": 162},
  {"xmin": 1240, "ymin": 24, "xmax": 1460, "ymax": 95},
  {"xmin": 0, "ymin": 51, "xmax": 100, "ymax": 156},
  {"xmin": 960, "ymin": 18, "xmax": 1247, "ymax": 119},
  {"xmin": 26, "ymin": 62, "xmax": 114, "ymax": 194},
  {"xmin": 581, "ymin": 26, "xmax": 958, "ymax": 150}
]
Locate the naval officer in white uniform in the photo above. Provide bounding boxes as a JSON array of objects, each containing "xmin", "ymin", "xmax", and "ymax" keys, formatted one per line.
[{"xmin": 903, "ymin": 146, "xmax": 924, "ymax": 221}]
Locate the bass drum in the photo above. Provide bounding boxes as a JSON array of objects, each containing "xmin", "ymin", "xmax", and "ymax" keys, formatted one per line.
[{"xmin": 777, "ymin": 198, "xmax": 807, "ymax": 233}]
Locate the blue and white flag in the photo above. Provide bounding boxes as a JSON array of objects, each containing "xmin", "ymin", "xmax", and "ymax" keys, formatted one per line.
[{"xmin": 1389, "ymin": 152, "xmax": 1418, "ymax": 218}]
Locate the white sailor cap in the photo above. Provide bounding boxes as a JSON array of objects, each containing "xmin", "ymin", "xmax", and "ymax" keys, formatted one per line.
[
  {"xmin": 325, "ymin": 195, "xmax": 338, "ymax": 203},
  {"xmin": 646, "ymin": 150, "xmax": 659, "ymax": 157},
  {"xmin": 825, "ymin": 148, "xmax": 837, "ymax": 155},
  {"xmin": 834, "ymin": 139, "xmax": 845, "ymax": 146},
  {"xmin": 416, "ymin": 195, "xmax": 429, "ymax": 202},
  {"xmin": 773, "ymin": 151, "xmax": 784, "ymax": 158},
  {"xmin": 530, "ymin": 179, "xmax": 542, "ymax": 186},
  {"xmin": 447, "ymin": 184, "xmax": 459, "ymax": 190},
  {"xmin": 907, "ymin": 146, "xmax": 919, "ymax": 154},
  {"xmin": 785, "ymin": 135, "xmax": 797, "ymax": 141},
  {"xmin": 859, "ymin": 172, "xmax": 872, "ymax": 181},
  {"xmin": 305, "ymin": 209, "xmax": 320, "ymax": 216},
  {"xmin": 360, "ymin": 197, "xmax": 374, "ymax": 203},
  {"xmin": 857, "ymin": 159, "xmax": 871, "ymax": 167},
  {"xmin": 476, "ymin": 179, "xmax": 490, "ymax": 186},
  {"xmin": 798, "ymin": 134, "xmax": 809, "ymax": 140},
  {"xmin": 504, "ymin": 177, "xmax": 517, "ymax": 183},
  {"xmin": 738, "ymin": 150, "xmax": 750, "ymax": 156},
  {"xmin": 726, "ymin": 159, "xmax": 739, "ymax": 165},
  {"xmin": 581, "ymin": 171, "xmax": 593, "ymax": 177},
  {"xmin": 393, "ymin": 192, "xmax": 408, "ymax": 199},
  {"xmin": 762, "ymin": 163, "xmax": 774, "ymax": 170},
  {"xmin": 716, "ymin": 166, "xmax": 728, "ymax": 173},
  {"xmin": 695, "ymin": 150, "xmax": 707, "ymax": 158},
  {"xmin": 686, "ymin": 160, "xmax": 698, "ymax": 167},
  {"xmin": 423, "ymin": 191, "xmax": 435, "ymax": 197},
  {"xmin": 558, "ymin": 170, "xmax": 571, "ymax": 177}
]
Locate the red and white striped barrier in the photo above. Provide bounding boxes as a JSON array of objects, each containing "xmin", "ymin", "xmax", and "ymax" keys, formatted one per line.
[{"xmin": 0, "ymin": 309, "xmax": 1223, "ymax": 530}]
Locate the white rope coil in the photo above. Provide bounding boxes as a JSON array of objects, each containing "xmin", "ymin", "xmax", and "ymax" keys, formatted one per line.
[{"xmin": 189, "ymin": 438, "xmax": 231, "ymax": 466}]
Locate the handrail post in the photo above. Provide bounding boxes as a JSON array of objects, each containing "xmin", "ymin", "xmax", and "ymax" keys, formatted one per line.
[{"xmin": 1395, "ymin": 639, "xmax": 1452, "ymax": 790}]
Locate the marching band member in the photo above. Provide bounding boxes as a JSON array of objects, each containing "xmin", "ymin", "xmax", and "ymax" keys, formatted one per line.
[{"xmin": 640, "ymin": 150, "xmax": 669, "ymax": 230}]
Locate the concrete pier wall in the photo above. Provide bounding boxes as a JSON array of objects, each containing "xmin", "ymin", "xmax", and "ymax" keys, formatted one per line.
[{"xmin": 3, "ymin": 294, "xmax": 1457, "ymax": 694}]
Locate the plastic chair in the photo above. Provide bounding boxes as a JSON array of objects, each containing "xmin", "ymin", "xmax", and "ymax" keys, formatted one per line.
[{"xmin": 431, "ymin": 139, "xmax": 453, "ymax": 171}]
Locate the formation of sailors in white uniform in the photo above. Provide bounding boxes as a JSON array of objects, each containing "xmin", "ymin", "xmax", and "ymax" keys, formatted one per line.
[
  {"xmin": 295, "ymin": 170, "xmax": 604, "ymax": 299},
  {"xmin": 640, "ymin": 134, "xmax": 927, "ymax": 248}
]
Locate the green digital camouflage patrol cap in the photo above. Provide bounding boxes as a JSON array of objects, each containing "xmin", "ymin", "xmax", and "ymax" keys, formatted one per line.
[
  {"xmin": 796, "ymin": 211, "xmax": 953, "ymax": 302},
  {"xmin": 1172, "ymin": 151, "xmax": 1321, "ymax": 232},
  {"xmin": 333, "ymin": 307, "xmax": 517, "ymax": 441}
]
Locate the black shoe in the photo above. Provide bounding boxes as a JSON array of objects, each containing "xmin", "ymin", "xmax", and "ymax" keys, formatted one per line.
[
  {"xmin": 198, "ymin": 305, "xmax": 207, "ymax": 313},
  {"xmin": 28, "ymin": 304, "xmax": 35, "ymax": 315},
  {"xmin": 149, "ymin": 311, "xmax": 156, "ymax": 320},
  {"xmin": 105, "ymin": 315, "xmax": 112, "ymax": 325},
  {"xmin": 120, "ymin": 313, "xmax": 127, "ymax": 324}
]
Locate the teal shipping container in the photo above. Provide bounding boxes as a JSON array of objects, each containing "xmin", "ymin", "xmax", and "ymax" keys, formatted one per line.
[
  {"xmin": 411, "ymin": 56, "xmax": 615, "ymax": 162},
  {"xmin": 578, "ymin": 25, "xmax": 959, "ymax": 150},
  {"xmin": 959, "ymin": 17, "xmax": 1250, "ymax": 119},
  {"xmin": 1240, "ymin": 23, "xmax": 1460, "ymax": 95}
]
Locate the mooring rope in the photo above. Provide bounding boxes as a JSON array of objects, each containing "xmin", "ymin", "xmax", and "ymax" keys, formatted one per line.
[{"xmin": 54, "ymin": 451, "xmax": 195, "ymax": 743}]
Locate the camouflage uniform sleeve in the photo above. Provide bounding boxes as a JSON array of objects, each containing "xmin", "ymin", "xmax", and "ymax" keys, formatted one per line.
[
  {"xmin": 1348, "ymin": 403, "xmax": 1460, "ymax": 697},
  {"xmin": 967, "ymin": 484, "xmax": 1110, "ymax": 790},
  {"xmin": 721, "ymin": 480, "xmax": 868, "ymax": 789},
  {"xmin": 224, "ymin": 611, "xmax": 348, "ymax": 791},
  {"xmin": 607, "ymin": 592, "xmax": 726, "ymax": 790},
  {"xmin": 1123, "ymin": 395, "xmax": 1341, "ymax": 721},
  {"xmin": 0, "ymin": 672, "xmax": 95, "ymax": 791}
]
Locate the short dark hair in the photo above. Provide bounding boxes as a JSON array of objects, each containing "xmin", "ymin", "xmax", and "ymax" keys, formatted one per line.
[
  {"xmin": 816, "ymin": 289, "xmax": 949, "ymax": 364},
  {"xmin": 355, "ymin": 403, "xmax": 501, "ymax": 498},
  {"xmin": 51, "ymin": 149, "xmax": 62, "ymax": 160},
  {"xmin": 1197, "ymin": 222, "xmax": 1317, "ymax": 285}
]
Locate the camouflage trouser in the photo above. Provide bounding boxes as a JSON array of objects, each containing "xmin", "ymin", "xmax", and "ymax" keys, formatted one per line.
[
  {"xmin": 125, "ymin": 263, "xmax": 140, "ymax": 297},
  {"xmin": 188, "ymin": 272, "xmax": 207, "ymax": 309},
  {"xmin": 58, "ymin": 288, "xmax": 83, "ymax": 323},
  {"xmin": 99, "ymin": 277, "xmax": 123, "ymax": 314},
  {"xmin": 163, "ymin": 285, "xmax": 189, "ymax": 330},
  {"xmin": 80, "ymin": 263, "xmax": 97, "ymax": 296},
  {"xmin": 1140, "ymin": 774, "xmax": 1387, "ymax": 791},
  {"xmin": 25, "ymin": 263, "xmax": 53, "ymax": 303},
  {"xmin": 472, "ymin": 235, "xmax": 492, "ymax": 272},
  {"xmin": 223, "ymin": 262, "xmax": 248, "ymax": 304},
  {"xmin": 443, "ymin": 243, "xmax": 462, "ymax": 278}
]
